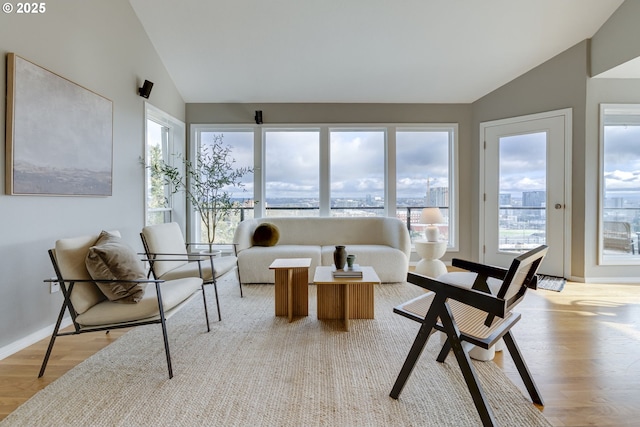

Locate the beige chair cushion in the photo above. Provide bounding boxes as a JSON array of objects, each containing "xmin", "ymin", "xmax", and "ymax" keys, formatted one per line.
[
  {"xmin": 141, "ymin": 222, "xmax": 189, "ymax": 277},
  {"xmin": 85, "ymin": 231, "xmax": 147, "ymax": 303},
  {"xmin": 75, "ymin": 277, "xmax": 202, "ymax": 327},
  {"xmin": 55, "ymin": 232, "xmax": 120, "ymax": 315},
  {"xmin": 160, "ymin": 255, "xmax": 238, "ymax": 282}
]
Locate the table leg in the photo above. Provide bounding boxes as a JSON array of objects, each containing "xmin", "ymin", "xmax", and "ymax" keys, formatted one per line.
[
  {"xmin": 344, "ymin": 283, "xmax": 350, "ymax": 331},
  {"xmin": 287, "ymin": 268, "xmax": 293, "ymax": 322}
]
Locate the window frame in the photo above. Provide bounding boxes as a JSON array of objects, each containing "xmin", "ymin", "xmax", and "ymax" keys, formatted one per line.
[
  {"xmin": 190, "ymin": 123, "xmax": 459, "ymax": 251},
  {"xmin": 143, "ymin": 102, "xmax": 186, "ymax": 228},
  {"xmin": 599, "ymin": 103, "xmax": 640, "ymax": 265}
]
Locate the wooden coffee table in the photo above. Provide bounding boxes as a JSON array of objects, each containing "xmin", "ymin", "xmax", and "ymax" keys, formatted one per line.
[
  {"xmin": 269, "ymin": 258, "xmax": 311, "ymax": 322},
  {"xmin": 313, "ymin": 266, "xmax": 380, "ymax": 331}
]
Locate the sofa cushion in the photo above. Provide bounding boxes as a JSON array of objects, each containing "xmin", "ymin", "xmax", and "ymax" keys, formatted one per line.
[
  {"xmin": 85, "ymin": 231, "xmax": 147, "ymax": 303},
  {"xmin": 252, "ymin": 222, "xmax": 280, "ymax": 246},
  {"xmin": 321, "ymin": 245, "xmax": 409, "ymax": 283},
  {"xmin": 237, "ymin": 245, "xmax": 321, "ymax": 284}
]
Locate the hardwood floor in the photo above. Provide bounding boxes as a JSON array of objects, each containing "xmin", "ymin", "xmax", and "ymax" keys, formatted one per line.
[{"xmin": 1, "ymin": 281, "xmax": 639, "ymax": 426}]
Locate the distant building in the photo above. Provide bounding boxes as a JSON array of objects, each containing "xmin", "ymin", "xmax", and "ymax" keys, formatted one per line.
[
  {"xmin": 522, "ymin": 190, "xmax": 546, "ymax": 219},
  {"xmin": 499, "ymin": 193, "xmax": 512, "ymax": 206},
  {"xmin": 604, "ymin": 197, "xmax": 624, "ymax": 208},
  {"xmin": 426, "ymin": 186, "xmax": 449, "ymax": 208},
  {"xmin": 522, "ymin": 191, "xmax": 546, "ymax": 207}
]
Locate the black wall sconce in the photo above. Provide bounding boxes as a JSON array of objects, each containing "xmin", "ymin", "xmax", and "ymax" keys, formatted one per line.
[
  {"xmin": 254, "ymin": 110, "xmax": 263, "ymax": 124},
  {"xmin": 138, "ymin": 80, "xmax": 154, "ymax": 98}
]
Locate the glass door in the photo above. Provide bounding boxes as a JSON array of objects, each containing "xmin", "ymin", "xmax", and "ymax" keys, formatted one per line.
[{"xmin": 482, "ymin": 111, "xmax": 570, "ymax": 277}]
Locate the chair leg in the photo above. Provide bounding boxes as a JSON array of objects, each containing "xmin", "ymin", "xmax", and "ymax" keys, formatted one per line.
[
  {"xmin": 237, "ymin": 268, "xmax": 244, "ymax": 298},
  {"xmin": 212, "ymin": 279, "xmax": 221, "ymax": 321},
  {"xmin": 390, "ymin": 296, "xmax": 443, "ymax": 399},
  {"xmin": 38, "ymin": 301, "xmax": 68, "ymax": 378},
  {"xmin": 233, "ymin": 246, "xmax": 243, "ymax": 298},
  {"xmin": 154, "ymin": 283, "xmax": 173, "ymax": 379},
  {"xmin": 440, "ymin": 308, "xmax": 497, "ymax": 427},
  {"xmin": 436, "ymin": 335, "xmax": 451, "ymax": 363},
  {"xmin": 503, "ymin": 331, "xmax": 543, "ymax": 405},
  {"xmin": 201, "ymin": 284, "xmax": 211, "ymax": 332}
]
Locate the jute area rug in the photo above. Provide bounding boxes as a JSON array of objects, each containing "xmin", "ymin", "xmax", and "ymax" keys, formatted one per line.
[{"xmin": 2, "ymin": 276, "xmax": 552, "ymax": 427}]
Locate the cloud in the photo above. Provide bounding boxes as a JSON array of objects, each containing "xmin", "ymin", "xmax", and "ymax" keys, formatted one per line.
[
  {"xmin": 604, "ymin": 170, "xmax": 640, "ymax": 190},
  {"xmin": 214, "ymin": 128, "xmax": 454, "ymax": 199}
]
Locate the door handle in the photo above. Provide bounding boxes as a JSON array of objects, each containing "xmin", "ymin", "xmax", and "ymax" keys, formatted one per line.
[{"xmin": 554, "ymin": 203, "xmax": 563, "ymax": 209}]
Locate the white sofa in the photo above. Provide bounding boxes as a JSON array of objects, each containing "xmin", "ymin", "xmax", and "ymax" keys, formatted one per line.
[{"xmin": 234, "ymin": 217, "xmax": 411, "ymax": 283}]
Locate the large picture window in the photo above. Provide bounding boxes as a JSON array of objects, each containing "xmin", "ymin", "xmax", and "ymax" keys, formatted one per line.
[
  {"xmin": 191, "ymin": 124, "xmax": 458, "ymax": 248},
  {"xmin": 600, "ymin": 104, "xmax": 640, "ymax": 264}
]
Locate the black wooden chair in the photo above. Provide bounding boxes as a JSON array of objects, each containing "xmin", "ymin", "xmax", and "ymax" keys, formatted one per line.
[{"xmin": 390, "ymin": 245, "xmax": 548, "ymax": 427}]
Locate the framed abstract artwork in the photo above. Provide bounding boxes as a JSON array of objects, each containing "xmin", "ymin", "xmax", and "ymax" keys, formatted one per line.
[{"xmin": 5, "ymin": 53, "xmax": 113, "ymax": 196}]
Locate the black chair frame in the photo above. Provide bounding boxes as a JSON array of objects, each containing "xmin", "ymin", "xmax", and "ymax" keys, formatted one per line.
[
  {"xmin": 390, "ymin": 245, "xmax": 548, "ymax": 427},
  {"xmin": 39, "ymin": 249, "xmax": 208, "ymax": 379}
]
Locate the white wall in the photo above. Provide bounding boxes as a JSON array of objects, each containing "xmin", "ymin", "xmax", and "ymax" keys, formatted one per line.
[{"xmin": 0, "ymin": 0, "xmax": 185, "ymax": 353}]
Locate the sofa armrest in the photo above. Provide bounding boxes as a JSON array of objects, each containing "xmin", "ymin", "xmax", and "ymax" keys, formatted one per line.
[
  {"xmin": 233, "ymin": 219, "xmax": 257, "ymax": 252},
  {"xmin": 382, "ymin": 217, "xmax": 412, "ymax": 259}
]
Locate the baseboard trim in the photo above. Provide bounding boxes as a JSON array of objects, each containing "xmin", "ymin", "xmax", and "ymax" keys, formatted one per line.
[
  {"xmin": 569, "ymin": 275, "xmax": 640, "ymax": 284},
  {"xmin": 581, "ymin": 277, "xmax": 640, "ymax": 284},
  {"xmin": 0, "ymin": 317, "xmax": 72, "ymax": 361}
]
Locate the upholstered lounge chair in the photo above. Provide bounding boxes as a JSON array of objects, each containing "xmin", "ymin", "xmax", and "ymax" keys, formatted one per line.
[
  {"xmin": 39, "ymin": 230, "xmax": 207, "ymax": 379},
  {"xmin": 390, "ymin": 245, "xmax": 548, "ymax": 427},
  {"xmin": 141, "ymin": 222, "xmax": 241, "ymax": 322}
]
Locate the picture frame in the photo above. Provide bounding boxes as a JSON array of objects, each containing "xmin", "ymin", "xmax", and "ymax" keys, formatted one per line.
[{"xmin": 5, "ymin": 53, "xmax": 113, "ymax": 196}]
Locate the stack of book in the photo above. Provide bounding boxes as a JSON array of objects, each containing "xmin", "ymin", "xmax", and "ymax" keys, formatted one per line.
[{"xmin": 332, "ymin": 264, "xmax": 363, "ymax": 278}]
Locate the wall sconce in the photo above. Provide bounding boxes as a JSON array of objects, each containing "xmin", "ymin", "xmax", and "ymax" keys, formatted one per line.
[
  {"xmin": 138, "ymin": 80, "xmax": 154, "ymax": 98},
  {"xmin": 254, "ymin": 110, "xmax": 263, "ymax": 124},
  {"xmin": 420, "ymin": 207, "xmax": 444, "ymax": 242}
]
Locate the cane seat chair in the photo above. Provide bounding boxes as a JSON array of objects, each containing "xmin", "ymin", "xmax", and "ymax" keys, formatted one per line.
[
  {"xmin": 39, "ymin": 230, "xmax": 207, "ymax": 379},
  {"xmin": 390, "ymin": 245, "xmax": 548, "ymax": 427}
]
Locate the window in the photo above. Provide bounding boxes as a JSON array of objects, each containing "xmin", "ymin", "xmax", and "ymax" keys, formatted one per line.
[
  {"xmin": 600, "ymin": 104, "xmax": 640, "ymax": 264},
  {"xmin": 264, "ymin": 129, "xmax": 320, "ymax": 217},
  {"xmin": 396, "ymin": 127, "xmax": 457, "ymax": 247},
  {"xmin": 192, "ymin": 128, "xmax": 254, "ymax": 244},
  {"xmin": 144, "ymin": 104, "xmax": 185, "ymax": 226},
  {"xmin": 190, "ymin": 124, "xmax": 458, "ymax": 249},
  {"xmin": 330, "ymin": 130, "xmax": 385, "ymax": 217}
]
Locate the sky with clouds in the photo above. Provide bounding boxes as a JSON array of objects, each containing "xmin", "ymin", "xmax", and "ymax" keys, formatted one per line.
[
  {"xmin": 212, "ymin": 129, "xmax": 451, "ymax": 201},
  {"xmin": 604, "ymin": 125, "xmax": 640, "ymax": 193},
  {"xmin": 190, "ymin": 123, "xmax": 640, "ymax": 204}
]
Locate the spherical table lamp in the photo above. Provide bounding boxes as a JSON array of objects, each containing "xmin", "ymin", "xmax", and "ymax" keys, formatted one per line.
[{"xmin": 420, "ymin": 207, "xmax": 444, "ymax": 242}]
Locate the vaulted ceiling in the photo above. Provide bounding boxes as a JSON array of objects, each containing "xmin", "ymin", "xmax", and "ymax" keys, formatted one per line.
[{"xmin": 129, "ymin": 0, "xmax": 625, "ymax": 103}]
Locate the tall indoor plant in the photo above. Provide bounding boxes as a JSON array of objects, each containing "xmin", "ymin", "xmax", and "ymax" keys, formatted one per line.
[{"xmin": 150, "ymin": 134, "xmax": 252, "ymax": 251}]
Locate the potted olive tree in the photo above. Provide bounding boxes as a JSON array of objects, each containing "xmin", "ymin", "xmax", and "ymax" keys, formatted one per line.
[{"xmin": 150, "ymin": 134, "xmax": 252, "ymax": 251}]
